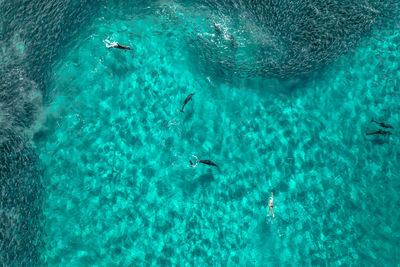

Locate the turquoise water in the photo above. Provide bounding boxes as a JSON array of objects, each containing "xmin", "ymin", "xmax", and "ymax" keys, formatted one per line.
[{"xmin": 1, "ymin": 0, "xmax": 400, "ymax": 265}]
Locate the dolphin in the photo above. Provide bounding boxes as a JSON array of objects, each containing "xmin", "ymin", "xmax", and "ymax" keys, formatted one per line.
[
  {"xmin": 180, "ymin": 93, "xmax": 195, "ymax": 113},
  {"xmin": 229, "ymin": 35, "xmax": 237, "ymax": 48},
  {"xmin": 371, "ymin": 118, "xmax": 394, "ymax": 129},
  {"xmin": 114, "ymin": 44, "xmax": 132, "ymax": 50},
  {"xmin": 214, "ymin": 22, "xmax": 222, "ymax": 36},
  {"xmin": 105, "ymin": 40, "xmax": 132, "ymax": 50},
  {"xmin": 190, "ymin": 160, "xmax": 218, "ymax": 167},
  {"xmin": 366, "ymin": 129, "xmax": 392, "ymax": 136}
]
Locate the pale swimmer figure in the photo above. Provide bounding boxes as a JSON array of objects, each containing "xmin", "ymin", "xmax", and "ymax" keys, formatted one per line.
[
  {"xmin": 104, "ymin": 39, "xmax": 132, "ymax": 50},
  {"xmin": 267, "ymin": 192, "xmax": 275, "ymax": 218}
]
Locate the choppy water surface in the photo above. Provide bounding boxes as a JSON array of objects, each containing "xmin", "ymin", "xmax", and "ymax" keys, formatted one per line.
[{"xmin": 1, "ymin": 0, "xmax": 400, "ymax": 265}]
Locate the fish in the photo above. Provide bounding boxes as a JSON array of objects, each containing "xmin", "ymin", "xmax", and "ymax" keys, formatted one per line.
[{"xmin": 180, "ymin": 93, "xmax": 195, "ymax": 113}]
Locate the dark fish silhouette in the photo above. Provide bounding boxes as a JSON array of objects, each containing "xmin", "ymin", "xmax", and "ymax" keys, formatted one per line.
[
  {"xmin": 371, "ymin": 118, "xmax": 394, "ymax": 129},
  {"xmin": 180, "ymin": 93, "xmax": 195, "ymax": 113},
  {"xmin": 190, "ymin": 160, "xmax": 218, "ymax": 167},
  {"xmin": 366, "ymin": 129, "xmax": 392, "ymax": 136}
]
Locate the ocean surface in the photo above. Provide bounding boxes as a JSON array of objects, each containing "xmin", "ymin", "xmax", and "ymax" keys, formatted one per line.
[{"xmin": 1, "ymin": 0, "xmax": 400, "ymax": 266}]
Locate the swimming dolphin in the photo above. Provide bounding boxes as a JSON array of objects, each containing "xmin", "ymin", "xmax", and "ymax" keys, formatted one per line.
[
  {"xmin": 229, "ymin": 35, "xmax": 237, "ymax": 48},
  {"xmin": 214, "ymin": 22, "xmax": 222, "ymax": 36},
  {"xmin": 371, "ymin": 118, "xmax": 394, "ymax": 129},
  {"xmin": 190, "ymin": 160, "xmax": 218, "ymax": 167},
  {"xmin": 114, "ymin": 44, "xmax": 132, "ymax": 50},
  {"xmin": 180, "ymin": 93, "xmax": 195, "ymax": 113},
  {"xmin": 366, "ymin": 129, "xmax": 392, "ymax": 136},
  {"xmin": 105, "ymin": 40, "xmax": 132, "ymax": 50}
]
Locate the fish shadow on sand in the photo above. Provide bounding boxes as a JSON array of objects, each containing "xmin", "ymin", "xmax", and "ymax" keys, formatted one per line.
[
  {"xmin": 180, "ymin": 169, "xmax": 215, "ymax": 197},
  {"xmin": 196, "ymin": 171, "xmax": 215, "ymax": 185},
  {"xmin": 371, "ymin": 138, "xmax": 390, "ymax": 145},
  {"xmin": 182, "ymin": 108, "xmax": 195, "ymax": 121}
]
